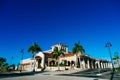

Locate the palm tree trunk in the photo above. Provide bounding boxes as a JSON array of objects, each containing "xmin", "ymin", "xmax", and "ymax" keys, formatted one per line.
[
  {"xmin": 75, "ymin": 54, "xmax": 78, "ymax": 68},
  {"xmin": 20, "ymin": 51, "xmax": 24, "ymax": 72},
  {"xmin": 58, "ymin": 58, "xmax": 60, "ymax": 70},
  {"xmin": 33, "ymin": 52, "xmax": 36, "ymax": 72},
  {"xmin": 78, "ymin": 57, "xmax": 81, "ymax": 68}
]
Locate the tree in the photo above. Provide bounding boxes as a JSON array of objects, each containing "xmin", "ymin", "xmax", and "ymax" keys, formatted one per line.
[
  {"xmin": 0, "ymin": 57, "xmax": 6, "ymax": 72},
  {"xmin": 0, "ymin": 57, "xmax": 9, "ymax": 72},
  {"xmin": 72, "ymin": 41, "xmax": 85, "ymax": 68},
  {"xmin": 8, "ymin": 64, "xmax": 15, "ymax": 71},
  {"xmin": 3, "ymin": 63, "xmax": 9, "ymax": 71},
  {"xmin": 28, "ymin": 42, "xmax": 42, "ymax": 72},
  {"xmin": 0, "ymin": 57, "xmax": 6, "ymax": 67},
  {"xmin": 51, "ymin": 47, "xmax": 65, "ymax": 70},
  {"xmin": 113, "ymin": 52, "xmax": 120, "ymax": 67}
]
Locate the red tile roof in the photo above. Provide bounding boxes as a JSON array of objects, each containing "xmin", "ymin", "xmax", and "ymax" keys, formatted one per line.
[
  {"xmin": 35, "ymin": 56, "xmax": 42, "ymax": 59},
  {"xmin": 44, "ymin": 52, "xmax": 51, "ymax": 57},
  {"xmin": 61, "ymin": 52, "xmax": 74, "ymax": 57},
  {"xmin": 79, "ymin": 54, "xmax": 90, "ymax": 58},
  {"xmin": 44, "ymin": 52, "xmax": 51, "ymax": 55}
]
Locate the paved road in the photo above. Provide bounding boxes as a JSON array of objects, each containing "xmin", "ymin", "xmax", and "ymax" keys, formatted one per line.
[
  {"xmin": 0, "ymin": 70, "xmax": 108, "ymax": 80},
  {"xmin": 0, "ymin": 73, "xmax": 108, "ymax": 80},
  {"xmin": 56, "ymin": 69, "xmax": 120, "ymax": 80},
  {"xmin": 0, "ymin": 69, "xmax": 120, "ymax": 80}
]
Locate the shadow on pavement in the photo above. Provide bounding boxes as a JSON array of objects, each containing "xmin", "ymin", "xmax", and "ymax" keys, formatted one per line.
[
  {"xmin": 56, "ymin": 68, "xmax": 112, "ymax": 79},
  {"xmin": 56, "ymin": 69, "xmax": 120, "ymax": 80},
  {"xmin": 110, "ymin": 71, "xmax": 114, "ymax": 80}
]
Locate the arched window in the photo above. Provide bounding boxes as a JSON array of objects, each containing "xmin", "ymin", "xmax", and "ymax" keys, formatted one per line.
[{"xmin": 49, "ymin": 60, "xmax": 55, "ymax": 66}]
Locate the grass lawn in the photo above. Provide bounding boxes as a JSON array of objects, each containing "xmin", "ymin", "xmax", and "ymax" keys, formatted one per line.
[{"xmin": 115, "ymin": 67, "xmax": 120, "ymax": 71}]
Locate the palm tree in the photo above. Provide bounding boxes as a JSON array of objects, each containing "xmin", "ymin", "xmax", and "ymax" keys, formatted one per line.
[
  {"xmin": 113, "ymin": 52, "xmax": 120, "ymax": 67},
  {"xmin": 72, "ymin": 41, "xmax": 85, "ymax": 68},
  {"xmin": 28, "ymin": 42, "xmax": 42, "ymax": 72},
  {"xmin": 51, "ymin": 47, "xmax": 65, "ymax": 70}
]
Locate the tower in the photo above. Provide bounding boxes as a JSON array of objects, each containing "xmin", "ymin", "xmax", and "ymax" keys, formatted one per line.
[{"xmin": 51, "ymin": 43, "xmax": 68, "ymax": 53}]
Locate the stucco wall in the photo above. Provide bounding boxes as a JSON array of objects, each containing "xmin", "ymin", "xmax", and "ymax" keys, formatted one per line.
[{"xmin": 60, "ymin": 55, "xmax": 76, "ymax": 63}]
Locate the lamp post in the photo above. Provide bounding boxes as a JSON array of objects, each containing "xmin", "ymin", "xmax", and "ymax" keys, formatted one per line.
[
  {"xmin": 20, "ymin": 49, "xmax": 24, "ymax": 72},
  {"xmin": 21, "ymin": 49, "xmax": 24, "ymax": 62},
  {"xmin": 105, "ymin": 42, "xmax": 115, "ymax": 72}
]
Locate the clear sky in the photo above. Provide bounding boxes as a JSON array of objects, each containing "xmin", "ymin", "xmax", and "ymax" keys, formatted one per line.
[{"xmin": 0, "ymin": 0, "xmax": 120, "ymax": 66}]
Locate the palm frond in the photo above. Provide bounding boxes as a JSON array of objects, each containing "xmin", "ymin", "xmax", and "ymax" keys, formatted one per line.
[
  {"xmin": 28, "ymin": 42, "xmax": 42, "ymax": 54},
  {"xmin": 51, "ymin": 47, "xmax": 65, "ymax": 60},
  {"xmin": 72, "ymin": 41, "xmax": 85, "ymax": 54}
]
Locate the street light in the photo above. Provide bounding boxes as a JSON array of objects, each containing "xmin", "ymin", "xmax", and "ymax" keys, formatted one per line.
[
  {"xmin": 20, "ymin": 49, "xmax": 24, "ymax": 62},
  {"xmin": 20, "ymin": 49, "xmax": 24, "ymax": 72},
  {"xmin": 105, "ymin": 42, "xmax": 115, "ymax": 72}
]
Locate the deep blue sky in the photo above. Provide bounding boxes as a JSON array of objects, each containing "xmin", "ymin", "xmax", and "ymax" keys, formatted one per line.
[{"xmin": 0, "ymin": 0, "xmax": 120, "ymax": 65}]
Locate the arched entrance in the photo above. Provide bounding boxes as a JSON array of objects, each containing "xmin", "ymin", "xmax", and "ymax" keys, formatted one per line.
[
  {"xmin": 35, "ymin": 56, "xmax": 42, "ymax": 68},
  {"xmin": 49, "ymin": 60, "xmax": 55, "ymax": 66},
  {"xmin": 71, "ymin": 61, "xmax": 75, "ymax": 69}
]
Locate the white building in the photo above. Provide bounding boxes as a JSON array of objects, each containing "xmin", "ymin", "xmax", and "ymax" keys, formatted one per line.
[{"xmin": 20, "ymin": 43, "xmax": 112, "ymax": 71}]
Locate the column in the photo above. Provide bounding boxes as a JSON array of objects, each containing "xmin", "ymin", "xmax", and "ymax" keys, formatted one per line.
[
  {"xmin": 93, "ymin": 61, "xmax": 95, "ymax": 68},
  {"xmin": 102, "ymin": 63, "xmax": 104, "ymax": 68},
  {"xmin": 106, "ymin": 62, "xmax": 108, "ymax": 68},
  {"xmin": 103, "ymin": 63, "xmax": 105, "ymax": 68},
  {"xmin": 91, "ymin": 60, "xmax": 94, "ymax": 69},
  {"xmin": 109, "ymin": 62, "xmax": 112, "ymax": 68},
  {"xmin": 99, "ymin": 62, "xmax": 101, "ymax": 68},
  {"xmin": 106, "ymin": 62, "xmax": 109, "ymax": 68},
  {"xmin": 95, "ymin": 61, "xmax": 97, "ymax": 68},
  {"xmin": 101, "ymin": 62, "xmax": 103, "ymax": 68},
  {"xmin": 87, "ymin": 59, "xmax": 90, "ymax": 69},
  {"xmin": 98, "ymin": 61, "xmax": 100, "ymax": 68},
  {"xmin": 105, "ymin": 63, "xmax": 107, "ymax": 68},
  {"xmin": 108, "ymin": 63, "xmax": 110, "ymax": 68},
  {"xmin": 82, "ymin": 58, "xmax": 86, "ymax": 69}
]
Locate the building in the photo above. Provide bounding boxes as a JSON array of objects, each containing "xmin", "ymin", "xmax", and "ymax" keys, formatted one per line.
[{"xmin": 20, "ymin": 43, "xmax": 112, "ymax": 71}]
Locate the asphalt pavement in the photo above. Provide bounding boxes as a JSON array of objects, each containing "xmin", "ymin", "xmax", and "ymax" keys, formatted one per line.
[{"xmin": 0, "ymin": 69, "xmax": 120, "ymax": 80}]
